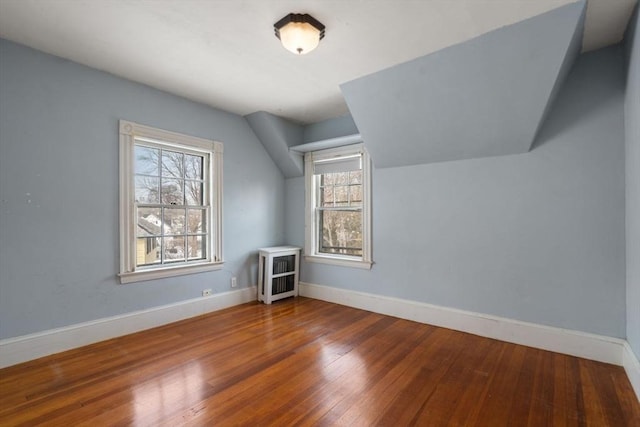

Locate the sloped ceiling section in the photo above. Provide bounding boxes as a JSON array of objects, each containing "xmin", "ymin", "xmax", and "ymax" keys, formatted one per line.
[
  {"xmin": 532, "ymin": 1, "xmax": 586, "ymax": 147},
  {"xmin": 247, "ymin": 112, "xmax": 361, "ymax": 178},
  {"xmin": 245, "ymin": 111, "xmax": 303, "ymax": 178},
  {"xmin": 341, "ymin": 1, "xmax": 587, "ymax": 168}
]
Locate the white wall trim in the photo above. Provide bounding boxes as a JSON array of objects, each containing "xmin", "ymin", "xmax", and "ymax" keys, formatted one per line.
[
  {"xmin": 118, "ymin": 119, "xmax": 224, "ymax": 284},
  {"xmin": 623, "ymin": 342, "xmax": 640, "ymax": 400},
  {"xmin": 2, "ymin": 282, "xmax": 637, "ymax": 402},
  {"xmin": 300, "ymin": 282, "xmax": 640, "ymax": 401},
  {"xmin": 299, "ymin": 282, "xmax": 626, "ymax": 364},
  {"xmin": 0, "ymin": 286, "xmax": 257, "ymax": 369},
  {"xmin": 304, "ymin": 144, "xmax": 372, "ymax": 268},
  {"xmin": 289, "ymin": 133, "xmax": 363, "ymax": 153}
]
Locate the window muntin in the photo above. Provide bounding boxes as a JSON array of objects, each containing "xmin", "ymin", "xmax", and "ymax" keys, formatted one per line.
[
  {"xmin": 134, "ymin": 144, "xmax": 208, "ymax": 268},
  {"xmin": 119, "ymin": 120, "xmax": 223, "ymax": 283},
  {"xmin": 304, "ymin": 144, "xmax": 372, "ymax": 269},
  {"xmin": 317, "ymin": 168, "xmax": 363, "ymax": 256}
]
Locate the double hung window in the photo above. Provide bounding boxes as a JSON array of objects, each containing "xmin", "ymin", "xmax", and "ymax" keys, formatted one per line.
[
  {"xmin": 119, "ymin": 120, "xmax": 223, "ymax": 283},
  {"xmin": 304, "ymin": 144, "xmax": 372, "ymax": 269}
]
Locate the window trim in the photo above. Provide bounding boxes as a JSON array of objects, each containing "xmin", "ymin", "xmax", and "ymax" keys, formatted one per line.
[
  {"xmin": 118, "ymin": 120, "xmax": 223, "ymax": 284},
  {"xmin": 304, "ymin": 143, "xmax": 372, "ymax": 269}
]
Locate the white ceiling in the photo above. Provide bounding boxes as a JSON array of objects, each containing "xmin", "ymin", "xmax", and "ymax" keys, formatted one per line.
[{"xmin": 0, "ymin": 0, "xmax": 636, "ymax": 125}]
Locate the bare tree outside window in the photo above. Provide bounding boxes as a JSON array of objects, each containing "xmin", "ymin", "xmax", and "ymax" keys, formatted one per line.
[{"xmin": 318, "ymin": 170, "xmax": 363, "ymax": 256}]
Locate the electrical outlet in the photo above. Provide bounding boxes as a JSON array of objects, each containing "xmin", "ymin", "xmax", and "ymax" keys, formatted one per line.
[
  {"xmin": 202, "ymin": 289, "xmax": 212, "ymax": 297},
  {"xmin": 231, "ymin": 277, "xmax": 237, "ymax": 288}
]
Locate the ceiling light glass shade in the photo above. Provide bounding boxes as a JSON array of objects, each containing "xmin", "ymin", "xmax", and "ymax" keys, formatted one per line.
[
  {"xmin": 274, "ymin": 14, "xmax": 325, "ymax": 55},
  {"xmin": 279, "ymin": 22, "xmax": 320, "ymax": 54}
]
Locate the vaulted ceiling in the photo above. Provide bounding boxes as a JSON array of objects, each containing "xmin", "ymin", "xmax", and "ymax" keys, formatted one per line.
[
  {"xmin": 0, "ymin": 0, "xmax": 635, "ymax": 125},
  {"xmin": 0, "ymin": 0, "xmax": 637, "ymax": 171}
]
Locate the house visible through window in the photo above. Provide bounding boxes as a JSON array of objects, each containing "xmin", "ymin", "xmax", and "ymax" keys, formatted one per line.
[
  {"xmin": 119, "ymin": 120, "xmax": 223, "ymax": 283},
  {"xmin": 304, "ymin": 144, "xmax": 372, "ymax": 269}
]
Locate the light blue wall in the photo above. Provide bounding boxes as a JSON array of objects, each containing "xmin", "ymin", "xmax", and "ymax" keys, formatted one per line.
[
  {"xmin": 625, "ymin": 6, "xmax": 640, "ymax": 357},
  {"xmin": 0, "ymin": 39, "xmax": 285, "ymax": 339},
  {"xmin": 284, "ymin": 177, "xmax": 305, "ymax": 248},
  {"xmin": 302, "ymin": 115, "xmax": 359, "ymax": 143},
  {"xmin": 0, "ymin": 33, "xmax": 631, "ymax": 345},
  {"xmin": 287, "ymin": 46, "xmax": 627, "ymax": 338}
]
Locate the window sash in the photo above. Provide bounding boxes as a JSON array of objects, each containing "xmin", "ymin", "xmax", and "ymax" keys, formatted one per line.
[
  {"xmin": 316, "ymin": 208, "xmax": 363, "ymax": 256},
  {"xmin": 135, "ymin": 203, "xmax": 210, "ymax": 268},
  {"xmin": 133, "ymin": 140, "xmax": 211, "ymax": 269},
  {"xmin": 317, "ymin": 207, "xmax": 362, "ymax": 212}
]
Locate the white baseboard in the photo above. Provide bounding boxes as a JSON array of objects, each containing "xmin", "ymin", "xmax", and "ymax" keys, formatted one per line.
[
  {"xmin": 299, "ymin": 282, "xmax": 626, "ymax": 365},
  {"xmin": 3, "ymin": 282, "xmax": 638, "ymax": 403},
  {"xmin": 0, "ymin": 286, "xmax": 257, "ymax": 369},
  {"xmin": 300, "ymin": 282, "xmax": 640, "ymax": 401},
  {"xmin": 623, "ymin": 342, "xmax": 640, "ymax": 401}
]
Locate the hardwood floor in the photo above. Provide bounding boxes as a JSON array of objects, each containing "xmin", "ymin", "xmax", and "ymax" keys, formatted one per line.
[{"xmin": 0, "ymin": 297, "xmax": 638, "ymax": 426}]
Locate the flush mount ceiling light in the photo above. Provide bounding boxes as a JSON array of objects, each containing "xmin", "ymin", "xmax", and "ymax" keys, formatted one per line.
[{"xmin": 274, "ymin": 13, "xmax": 325, "ymax": 55}]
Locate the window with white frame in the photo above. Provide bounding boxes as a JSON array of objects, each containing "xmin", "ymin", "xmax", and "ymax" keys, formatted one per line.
[
  {"xmin": 304, "ymin": 144, "xmax": 372, "ymax": 269},
  {"xmin": 119, "ymin": 120, "xmax": 223, "ymax": 283}
]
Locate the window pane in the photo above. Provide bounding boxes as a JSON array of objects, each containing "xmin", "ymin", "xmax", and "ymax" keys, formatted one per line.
[
  {"xmin": 350, "ymin": 185, "xmax": 363, "ymax": 206},
  {"xmin": 319, "ymin": 210, "xmax": 362, "ymax": 256},
  {"xmin": 334, "ymin": 172, "xmax": 349, "ymax": 185},
  {"xmin": 349, "ymin": 170, "xmax": 362, "ymax": 185},
  {"xmin": 161, "ymin": 178, "xmax": 184, "ymax": 205},
  {"xmin": 135, "ymin": 146, "xmax": 159, "ymax": 175},
  {"xmin": 322, "ymin": 174, "xmax": 334, "ymax": 186},
  {"xmin": 135, "ymin": 176, "xmax": 159, "ymax": 203},
  {"xmin": 187, "ymin": 236, "xmax": 206, "ymax": 260},
  {"xmin": 162, "ymin": 150, "xmax": 184, "ymax": 178},
  {"xmin": 187, "ymin": 209, "xmax": 206, "ymax": 233},
  {"xmin": 185, "ymin": 181, "xmax": 203, "ymax": 206},
  {"xmin": 321, "ymin": 186, "xmax": 334, "ymax": 207},
  {"xmin": 185, "ymin": 154, "xmax": 203, "ymax": 180},
  {"xmin": 164, "ymin": 236, "xmax": 185, "ymax": 262},
  {"xmin": 334, "ymin": 185, "xmax": 349, "ymax": 206},
  {"xmin": 137, "ymin": 207, "xmax": 162, "ymax": 236},
  {"xmin": 136, "ymin": 237, "xmax": 161, "ymax": 266},
  {"xmin": 164, "ymin": 208, "xmax": 185, "ymax": 235}
]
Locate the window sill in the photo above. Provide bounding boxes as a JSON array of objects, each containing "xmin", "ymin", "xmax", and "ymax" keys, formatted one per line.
[
  {"xmin": 119, "ymin": 261, "xmax": 224, "ymax": 284},
  {"xmin": 304, "ymin": 254, "xmax": 372, "ymax": 270}
]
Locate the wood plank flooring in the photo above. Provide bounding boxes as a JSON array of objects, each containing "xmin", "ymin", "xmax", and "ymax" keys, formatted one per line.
[{"xmin": 0, "ymin": 297, "xmax": 638, "ymax": 426}]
